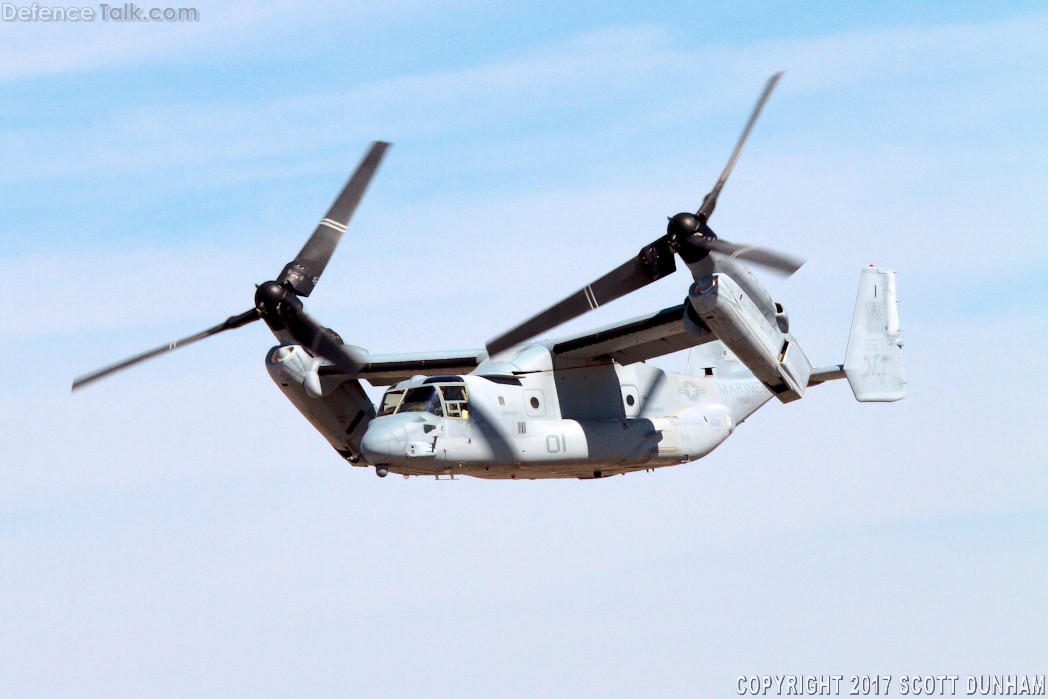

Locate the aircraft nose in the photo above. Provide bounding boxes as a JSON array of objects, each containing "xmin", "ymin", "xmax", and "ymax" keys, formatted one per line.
[{"xmin": 361, "ymin": 420, "xmax": 408, "ymax": 464}]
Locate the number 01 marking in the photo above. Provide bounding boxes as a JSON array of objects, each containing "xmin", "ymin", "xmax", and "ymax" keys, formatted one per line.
[{"xmin": 546, "ymin": 435, "xmax": 567, "ymax": 453}]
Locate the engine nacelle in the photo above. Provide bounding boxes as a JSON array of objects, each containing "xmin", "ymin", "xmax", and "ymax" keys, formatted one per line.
[
  {"xmin": 688, "ymin": 273, "xmax": 811, "ymax": 403},
  {"xmin": 682, "ymin": 299, "xmax": 713, "ymax": 340},
  {"xmin": 266, "ymin": 345, "xmax": 376, "ymax": 461}
]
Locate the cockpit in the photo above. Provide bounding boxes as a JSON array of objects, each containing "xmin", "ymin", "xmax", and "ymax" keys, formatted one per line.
[{"xmin": 377, "ymin": 379, "xmax": 469, "ymax": 419}]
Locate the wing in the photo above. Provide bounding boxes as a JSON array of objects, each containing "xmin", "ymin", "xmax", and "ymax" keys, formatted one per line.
[
  {"xmin": 318, "ymin": 350, "xmax": 484, "ymax": 386},
  {"xmin": 319, "ymin": 304, "xmax": 704, "ymax": 387},
  {"xmin": 551, "ymin": 303, "xmax": 711, "ymax": 365}
]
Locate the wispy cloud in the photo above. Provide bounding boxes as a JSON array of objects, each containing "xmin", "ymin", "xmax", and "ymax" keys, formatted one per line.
[{"xmin": 2, "ymin": 12, "xmax": 1043, "ymax": 192}]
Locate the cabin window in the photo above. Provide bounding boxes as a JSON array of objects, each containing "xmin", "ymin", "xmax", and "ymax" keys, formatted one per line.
[
  {"xmin": 377, "ymin": 388, "xmax": 405, "ymax": 416},
  {"xmin": 439, "ymin": 384, "xmax": 469, "ymax": 418}
]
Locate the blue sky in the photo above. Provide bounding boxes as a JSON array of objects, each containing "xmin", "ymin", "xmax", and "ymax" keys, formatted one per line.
[{"xmin": 2, "ymin": 2, "xmax": 1046, "ymax": 696}]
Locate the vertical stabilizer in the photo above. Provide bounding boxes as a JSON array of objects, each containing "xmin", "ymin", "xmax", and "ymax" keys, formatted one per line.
[{"xmin": 844, "ymin": 267, "xmax": 906, "ymax": 401}]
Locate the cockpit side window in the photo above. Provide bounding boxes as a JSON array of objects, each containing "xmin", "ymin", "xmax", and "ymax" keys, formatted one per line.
[
  {"xmin": 377, "ymin": 388, "xmax": 406, "ymax": 416},
  {"xmin": 381, "ymin": 384, "xmax": 468, "ymax": 418},
  {"xmin": 439, "ymin": 384, "xmax": 469, "ymax": 418},
  {"xmin": 397, "ymin": 386, "xmax": 444, "ymax": 417}
]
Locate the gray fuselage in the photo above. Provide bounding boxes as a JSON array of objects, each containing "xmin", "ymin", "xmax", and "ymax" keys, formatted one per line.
[{"xmin": 354, "ymin": 345, "xmax": 771, "ymax": 480}]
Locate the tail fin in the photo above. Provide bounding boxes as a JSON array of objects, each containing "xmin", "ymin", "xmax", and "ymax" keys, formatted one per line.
[{"xmin": 843, "ymin": 267, "xmax": 906, "ymax": 401}]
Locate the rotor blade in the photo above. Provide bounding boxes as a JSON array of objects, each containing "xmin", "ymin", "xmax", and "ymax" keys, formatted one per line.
[
  {"xmin": 278, "ymin": 141, "xmax": 391, "ymax": 296},
  {"xmin": 697, "ymin": 71, "xmax": 783, "ymax": 224},
  {"xmin": 486, "ymin": 239, "xmax": 676, "ymax": 357},
  {"xmin": 281, "ymin": 302, "xmax": 363, "ymax": 375},
  {"xmin": 704, "ymin": 237, "xmax": 804, "ymax": 275},
  {"xmin": 72, "ymin": 309, "xmax": 260, "ymax": 392}
]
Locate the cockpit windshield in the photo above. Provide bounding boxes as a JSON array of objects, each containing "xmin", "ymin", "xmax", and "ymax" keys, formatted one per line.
[
  {"xmin": 378, "ymin": 383, "xmax": 469, "ymax": 418},
  {"xmin": 377, "ymin": 389, "xmax": 405, "ymax": 416},
  {"xmin": 397, "ymin": 386, "xmax": 444, "ymax": 416}
]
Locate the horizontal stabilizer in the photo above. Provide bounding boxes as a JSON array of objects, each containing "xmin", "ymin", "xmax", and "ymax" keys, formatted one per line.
[{"xmin": 844, "ymin": 267, "xmax": 906, "ymax": 401}]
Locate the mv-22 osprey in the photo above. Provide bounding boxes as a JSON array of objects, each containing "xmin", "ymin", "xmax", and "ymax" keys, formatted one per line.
[{"xmin": 74, "ymin": 74, "xmax": 906, "ymax": 480}]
